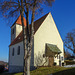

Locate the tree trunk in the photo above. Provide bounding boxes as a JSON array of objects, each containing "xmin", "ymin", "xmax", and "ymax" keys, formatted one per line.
[
  {"xmin": 21, "ymin": 0, "xmax": 36, "ymax": 75},
  {"xmin": 27, "ymin": 44, "xmax": 30, "ymax": 75},
  {"xmin": 21, "ymin": 11, "xmax": 27, "ymax": 75},
  {"xmin": 30, "ymin": 0, "xmax": 36, "ymax": 55},
  {"xmin": 21, "ymin": 0, "xmax": 27, "ymax": 75},
  {"xmin": 28, "ymin": 3, "xmax": 36, "ymax": 75},
  {"xmin": 25, "ymin": 5, "xmax": 31, "ymax": 75}
]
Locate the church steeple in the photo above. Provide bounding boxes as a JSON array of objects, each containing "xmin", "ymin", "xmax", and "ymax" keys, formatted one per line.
[{"xmin": 11, "ymin": 15, "xmax": 26, "ymax": 42}]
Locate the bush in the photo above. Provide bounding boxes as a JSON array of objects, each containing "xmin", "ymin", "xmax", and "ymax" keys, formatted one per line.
[
  {"xmin": 62, "ymin": 62, "xmax": 64, "ymax": 66},
  {"xmin": 54, "ymin": 62, "xmax": 57, "ymax": 66},
  {"xmin": 65, "ymin": 60, "xmax": 75, "ymax": 65},
  {"xmin": 69, "ymin": 58, "xmax": 73, "ymax": 60},
  {"xmin": 0, "ymin": 65, "xmax": 5, "ymax": 73}
]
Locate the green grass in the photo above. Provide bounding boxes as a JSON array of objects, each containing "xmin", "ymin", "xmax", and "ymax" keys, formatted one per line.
[{"xmin": 1, "ymin": 67, "xmax": 75, "ymax": 75}]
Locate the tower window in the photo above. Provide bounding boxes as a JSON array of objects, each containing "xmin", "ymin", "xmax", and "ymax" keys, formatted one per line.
[
  {"xmin": 17, "ymin": 46, "xmax": 20, "ymax": 55},
  {"xmin": 12, "ymin": 28, "xmax": 14, "ymax": 34},
  {"xmin": 12, "ymin": 48, "xmax": 15, "ymax": 56}
]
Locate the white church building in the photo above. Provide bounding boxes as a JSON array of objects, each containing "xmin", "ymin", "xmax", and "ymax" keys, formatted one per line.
[{"xmin": 9, "ymin": 12, "xmax": 64, "ymax": 73}]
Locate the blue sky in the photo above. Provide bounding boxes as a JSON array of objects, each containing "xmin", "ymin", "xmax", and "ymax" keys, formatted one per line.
[{"xmin": 0, "ymin": 0, "xmax": 75, "ymax": 62}]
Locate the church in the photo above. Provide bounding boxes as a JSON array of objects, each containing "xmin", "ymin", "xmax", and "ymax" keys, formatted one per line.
[{"xmin": 9, "ymin": 12, "xmax": 64, "ymax": 73}]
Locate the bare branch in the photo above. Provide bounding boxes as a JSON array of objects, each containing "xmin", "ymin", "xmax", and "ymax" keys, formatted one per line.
[{"xmin": 64, "ymin": 29, "xmax": 75, "ymax": 54}]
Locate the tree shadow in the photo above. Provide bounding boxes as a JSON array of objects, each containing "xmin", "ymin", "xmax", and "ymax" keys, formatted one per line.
[{"xmin": 52, "ymin": 68, "xmax": 75, "ymax": 75}]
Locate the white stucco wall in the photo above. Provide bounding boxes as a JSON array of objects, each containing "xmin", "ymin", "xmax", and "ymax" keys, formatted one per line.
[
  {"xmin": 9, "ymin": 41, "xmax": 24, "ymax": 66},
  {"xmin": 34, "ymin": 13, "xmax": 64, "ymax": 66},
  {"xmin": 9, "ymin": 41, "xmax": 34, "ymax": 67},
  {"xmin": 16, "ymin": 24, "xmax": 22, "ymax": 37}
]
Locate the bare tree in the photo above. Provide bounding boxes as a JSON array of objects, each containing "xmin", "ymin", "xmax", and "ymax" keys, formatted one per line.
[
  {"xmin": 35, "ymin": 52, "xmax": 48, "ymax": 67},
  {"xmin": 64, "ymin": 29, "xmax": 75, "ymax": 55},
  {"xmin": 0, "ymin": 0, "xmax": 55, "ymax": 75},
  {"xmin": 64, "ymin": 49, "xmax": 71, "ymax": 59}
]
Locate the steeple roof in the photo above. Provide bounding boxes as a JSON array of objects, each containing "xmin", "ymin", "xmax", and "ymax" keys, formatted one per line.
[{"xmin": 11, "ymin": 15, "xmax": 26, "ymax": 27}]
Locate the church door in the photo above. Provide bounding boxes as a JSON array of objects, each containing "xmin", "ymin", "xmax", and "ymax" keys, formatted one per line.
[{"xmin": 48, "ymin": 56, "xmax": 54, "ymax": 67}]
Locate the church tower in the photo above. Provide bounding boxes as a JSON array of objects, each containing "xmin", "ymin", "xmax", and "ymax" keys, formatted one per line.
[{"xmin": 11, "ymin": 15, "xmax": 26, "ymax": 42}]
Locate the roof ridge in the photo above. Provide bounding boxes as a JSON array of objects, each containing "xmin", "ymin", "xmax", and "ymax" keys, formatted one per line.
[{"xmin": 34, "ymin": 12, "xmax": 49, "ymax": 23}]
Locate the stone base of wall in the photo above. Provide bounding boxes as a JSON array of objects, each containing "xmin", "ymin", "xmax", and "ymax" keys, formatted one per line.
[
  {"xmin": 9, "ymin": 65, "xmax": 23, "ymax": 73},
  {"xmin": 9, "ymin": 65, "xmax": 37, "ymax": 73}
]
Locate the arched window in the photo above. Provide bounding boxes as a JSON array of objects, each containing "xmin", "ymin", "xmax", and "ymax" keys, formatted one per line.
[
  {"xmin": 17, "ymin": 46, "xmax": 20, "ymax": 55},
  {"xmin": 12, "ymin": 48, "xmax": 14, "ymax": 56}
]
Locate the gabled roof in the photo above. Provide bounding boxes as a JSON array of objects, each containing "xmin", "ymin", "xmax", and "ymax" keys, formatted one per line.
[
  {"xmin": 10, "ymin": 31, "xmax": 23, "ymax": 46},
  {"xmin": 46, "ymin": 43, "xmax": 61, "ymax": 53},
  {"xmin": 11, "ymin": 15, "xmax": 26, "ymax": 28},
  {"xmin": 45, "ymin": 43, "xmax": 62, "ymax": 56},
  {"xmin": 10, "ymin": 13, "xmax": 49, "ymax": 46},
  {"xmin": 34, "ymin": 13, "xmax": 48, "ymax": 34}
]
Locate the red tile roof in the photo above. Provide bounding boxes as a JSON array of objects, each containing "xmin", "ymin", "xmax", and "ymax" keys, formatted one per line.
[
  {"xmin": 9, "ymin": 13, "xmax": 49, "ymax": 46},
  {"xmin": 10, "ymin": 31, "xmax": 23, "ymax": 46},
  {"xmin": 11, "ymin": 15, "xmax": 26, "ymax": 27}
]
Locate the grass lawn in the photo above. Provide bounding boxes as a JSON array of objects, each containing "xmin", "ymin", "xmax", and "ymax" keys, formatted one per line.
[{"xmin": 1, "ymin": 66, "xmax": 75, "ymax": 75}]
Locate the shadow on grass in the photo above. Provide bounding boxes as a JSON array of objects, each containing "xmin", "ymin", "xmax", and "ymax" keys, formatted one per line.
[
  {"xmin": 0, "ymin": 72, "xmax": 23, "ymax": 75},
  {"xmin": 52, "ymin": 68, "xmax": 75, "ymax": 75}
]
